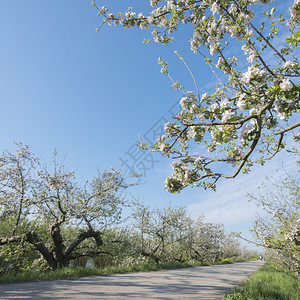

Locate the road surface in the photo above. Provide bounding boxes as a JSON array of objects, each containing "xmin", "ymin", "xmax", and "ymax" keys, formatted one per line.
[{"xmin": 0, "ymin": 260, "xmax": 264, "ymax": 299}]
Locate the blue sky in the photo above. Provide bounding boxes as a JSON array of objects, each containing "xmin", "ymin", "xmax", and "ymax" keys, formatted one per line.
[{"xmin": 0, "ymin": 1, "xmax": 298, "ymax": 250}]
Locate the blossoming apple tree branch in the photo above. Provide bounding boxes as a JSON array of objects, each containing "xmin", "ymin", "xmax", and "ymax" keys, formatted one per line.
[{"xmin": 95, "ymin": 0, "xmax": 300, "ymax": 192}]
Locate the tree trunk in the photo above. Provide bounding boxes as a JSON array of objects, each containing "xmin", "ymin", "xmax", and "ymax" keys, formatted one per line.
[
  {"xmin": 0, "ymin": 227, "xmax": 104, "ymax": 270},
  {"xmin": 25, "ymin": 232, "xmax": 58, "ymax": 270},
  {"xmin": 49, "ymin": 222, "xmax": 66, "ymax": 268},
  {"xmin": 0, "ymin": 232, "xmax": 58, "ymax": 270},
  {"xmin": 64, "ymin": 229, "xmax": 103, "ymax": 263}
]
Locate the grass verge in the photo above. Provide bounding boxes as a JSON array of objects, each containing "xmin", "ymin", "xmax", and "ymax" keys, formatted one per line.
[
  {"xmin": 0, "ymin": 258, "xmax": 253, "ymax": 284},
  {"xmin": 223, "ymin": 261, "xmax": 300, "ymax": 300},
  {"xmin": 0, "ymin": 261, "xmax": 203, "ymax": 284}
]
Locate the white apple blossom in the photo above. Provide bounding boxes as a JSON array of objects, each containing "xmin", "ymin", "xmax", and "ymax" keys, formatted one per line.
[
  {"xmin": 283, "ymin": 60, "xmax": 294, "ymax": 68},
  {"xmin": 209, "ymin": 103, "xmax": 219, "ymax": 111},
  {"xmin": 188, "ymin": 126, "xmax": 197, "ymax": 139},
  {"xmin": 220, "ymin": 98, "xmax": 231, "ymax": 108},
  {"xmin": 210, "ymin": 2, "xmax": 220, "ymax": 14},
  {"xmin": 221, "ymin": 110, "xmax": 234, "ymax": 123},
  {"xmin": 280, "ymin": 78, "xmax": 293, "ymax": 91},
  {"xmin": 240, "ymin": 124, "xmax": 253, "ymax": 143},
  {"xmin": 201, "ymin": 93, "xmax": 208, "ymax": 101}
]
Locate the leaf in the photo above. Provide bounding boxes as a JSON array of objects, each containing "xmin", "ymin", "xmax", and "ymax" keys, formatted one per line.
[{"xmin": 270, "ymin": 7, "xmax": 276, "ymax": 15}]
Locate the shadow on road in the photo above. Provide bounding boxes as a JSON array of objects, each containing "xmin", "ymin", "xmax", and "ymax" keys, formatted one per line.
[{"xmin": 0, "ymin": 261, "xmax": 264, "ymax": 299}]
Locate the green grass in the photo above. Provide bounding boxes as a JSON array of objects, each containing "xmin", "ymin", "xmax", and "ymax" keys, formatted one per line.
[
  {"xmin": 0, "ymin": 261, "xmax": 201, "ymax": 284},
  {"xmin": 223, "ymin": 261, "xmax": 300, "ymax": 300}
]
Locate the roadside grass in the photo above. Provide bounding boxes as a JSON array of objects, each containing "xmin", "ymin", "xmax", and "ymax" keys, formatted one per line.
[
  {"xmin": 223, "ymin": 261, "xmax": 300, "ymax": 300},
  {"xmin": 0, "ymin": 258, "xmax": 254, "ymax": 284},
  {"xmin": 0, "ymin": 261, "xmax": 198, "ymax": 284}
]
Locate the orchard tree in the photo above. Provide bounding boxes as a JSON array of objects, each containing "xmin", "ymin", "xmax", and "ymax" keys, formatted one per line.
[
  {"xmin": 95, "ymin": 0, "xmax": 300, "ymax": 192},
  {"xmin": 248, "ymin": 174, "xmax": 300, "ymax": 273},
  {"xmin": 0, "ymin": 218, "xmax": 41, "ymax": 274},
  {"xmin": 0, "ymin": 143, "xmax": 137, "ymax": 270},
  {"xmin": 131, "ymin": 201, "xmax": 242, "ymax": 263},
  {"xmin": 189, "ymin": 217, "xmax": 228, "ymax": 262},
  {"xmin": 131, "ymin": 201, "xmax": 191, "ymax": 263}
]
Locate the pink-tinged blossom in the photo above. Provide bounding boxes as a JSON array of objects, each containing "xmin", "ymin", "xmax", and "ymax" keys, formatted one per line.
[
  {"xmin": 211, "ymin": 2, "xmax": 220, "ymax": 14},
  {"xmin": 125, "ymin": 11, "xmax": 136, "ymax": 18},
  {"xmin": 176, "ymin": 111, "xmax": 184, "ymax": 119},
  {"xmin": 216, "ymin": 57, "xmax": 222, "ymax": 68},
  {"xmin": 245, "ymin": 28, "xmax": 255, "ymax": 37},
  {"xmin": 188, "ymin": 127, "xmax": 197, "ymax": 139},
  {"xmin": 197, "ymin": 113, "xmax": 205, "ymax": 121},
  {"xmin": 180, "ymin": 96, "xmax": 188, "ymax": 109},
  {"xmin": 150, "ymin": 0, "xmax": 159, "ymax": 7},
  {"xmin": 241, "ymin": 66, "xmax": 266, "ymax": 85},
  {"xmin": 100, "ymin": 6, "xmax": 108, "ymax": 13},
  {"xmin": 283, "ymin": 60, "xmax": 294, "ymax": 68},
  {"xmin": 228, "ymin": 27, "xmax": 236, "ymax": 38},
  {"xmin": 280, "ymin": 78, "xmax": 292, "ymax": 91},
  {"xmin": 209, "ymin": 103, "xmax": 219, "ymax": 112},
  {"xmin": 241, "ymin": 44, "xmax": 251, "ymax": 54},
  {"xmin": 237, "ymin": 99, "xmax": 246, "ymax": 111},
  {"xmin": 159, "ymin": 143, "xmax": 166, "ymax": 152},
  {"xmin": 190, "ymin": 104, "xmax": 197, "ymax": 113},
  {"xmin": 237, "ymin": 93, "xmax": 247, "ymax": 111},
  {"xmin": 274, "ymin": 100, "xmax": 287, "ymax": 120},
  {"xmin": 209, "ymin": 43, "xmax": 217, "ymax": 55},
  {"xmin": 292, "ymin": 227, "xmax": 298, "ymax": 235},
  {"xmin": 240, "ymin": 124, "xmax": 253, "ymax": 143},
  {"xmin": 195, "ymin": 156, "xmax": 202, "ymax": 164},
  {"xmin": 290, "ymin": 0, "xmax": 300, "ymax": 23},
  {"xmin": 284, "ymin": 227, "xmax": 298, "ymax": 241},
  {"xmin": 156, "ymin": 135, "xmax": 167, "ymax": 152},
  {"xmin": 164, "ymin": 122, "xmax": 171, "ymax": 132},
  {"xmin": 247, "ymin": 50, "xmax": 256, "ymax": 63},
  {"xmin": 220, "ymin": 98, "xmax": 231, "ymax": 108},
  {"xmin": 234, "ymin": 147, "xmax": 242, "ymax": 156},
  {"xmin": 229, "ymin": 3, "xmax": 237, "ymax": 14},
  {"xmin": 221, "ymin": 110, "xmax": 234, "ymax": 123},
  {"xmin": 201, "ymin": 93, "xmax": 208, "ymax": 101},
  {"xmin": 284, "ymin": 233, "xmax": 293, "ymax": 241},
  {"xmin": 250, "ymin": 118, "xmax": 257, "ymax": 127},
  {"xmin": 171, "ymin": 160, "xmax": 178, "ymax": 168}
]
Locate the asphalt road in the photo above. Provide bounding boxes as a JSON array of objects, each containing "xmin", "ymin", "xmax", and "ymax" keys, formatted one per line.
[{"xmin": 0, "ymin": 260, "xmax": 264, "ymax": 299}]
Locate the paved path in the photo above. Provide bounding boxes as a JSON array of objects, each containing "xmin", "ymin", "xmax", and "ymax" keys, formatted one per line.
[{"xmin": 0, "ymin": 260, "xmax": 264, "ymax": 299}]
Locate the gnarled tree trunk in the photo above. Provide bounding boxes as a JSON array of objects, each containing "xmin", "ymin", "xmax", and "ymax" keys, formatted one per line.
[{"xmin": 0, "ymin": 226, "xmax": 104, "ymax": 270}]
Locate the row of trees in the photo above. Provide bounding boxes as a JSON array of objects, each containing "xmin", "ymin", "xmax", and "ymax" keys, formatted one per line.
[
  {"xmin": 0, "ymin": 144, "xmax": 254, "ymax": 274},
  {"xmin": 130, "ymin": 201, "xmax": 248, "ymax": 264},
  {"xmin": 1, "ymin": 148, "xmax": 298, "ymax": 274}
]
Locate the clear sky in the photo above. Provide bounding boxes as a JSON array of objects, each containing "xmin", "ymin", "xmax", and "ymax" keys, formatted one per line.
[{"xmin": 0, "ymin": 1, "xmax": 298, "ymax": 250}]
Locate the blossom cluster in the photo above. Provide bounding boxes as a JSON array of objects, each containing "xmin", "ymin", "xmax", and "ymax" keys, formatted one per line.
[
  {"xmin": 290, "ymin": 0, "xmax": 300, "ymax": 23},
  {"xmin": 284, "ymin": 226, "xmax": 299, "ymax": 241}
]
